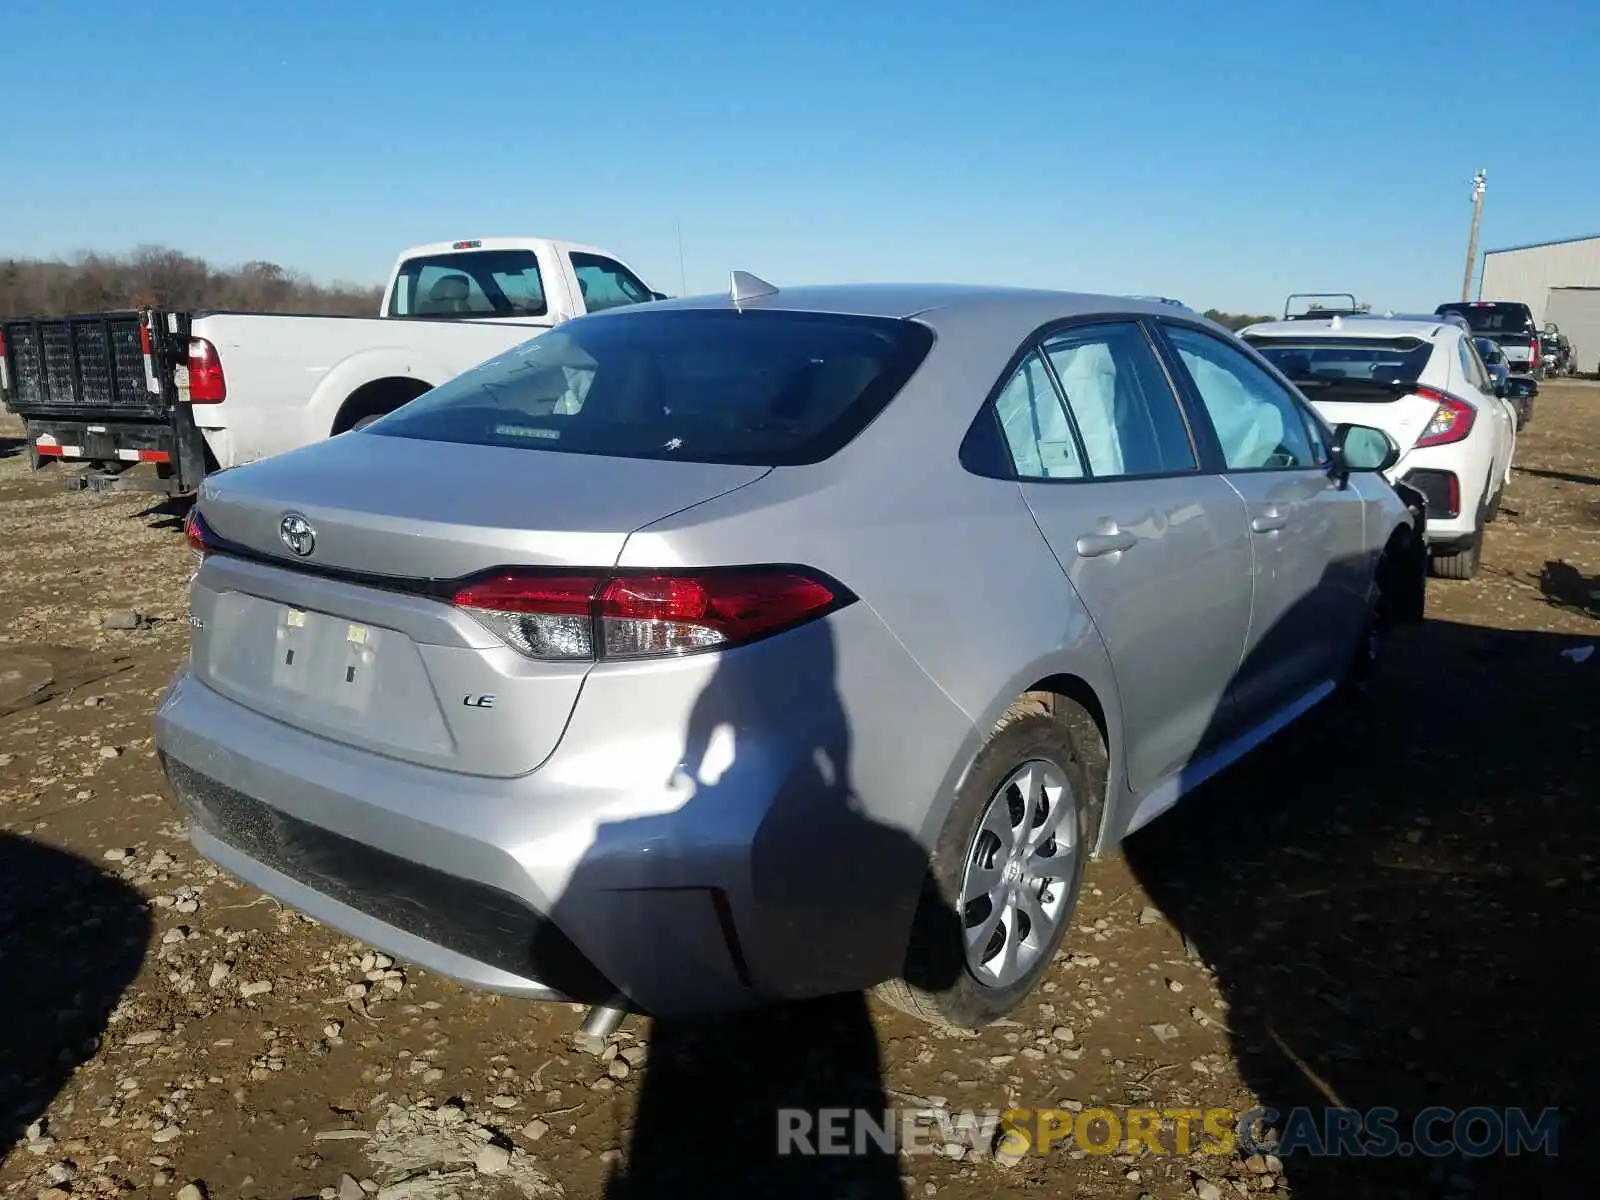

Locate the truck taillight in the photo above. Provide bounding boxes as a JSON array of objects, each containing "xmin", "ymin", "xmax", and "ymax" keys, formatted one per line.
[
  {"xmin": 1529, "ymin": 336, "xmax": 1541, "ymax": 370},
  {"xmin": 1413, "ymin": 386, "xmax": 1476, "ymax": 449},
  {"xmin": 0, "ymin": 328, "xmax": 7, "ymax": 359},
  {"xmin": 452, "ymin": 568, "xmax": 851, "ymax": 661},
  {"xmin": 187, "ymin": 337, "xmax": 226, "ymax": 403}
]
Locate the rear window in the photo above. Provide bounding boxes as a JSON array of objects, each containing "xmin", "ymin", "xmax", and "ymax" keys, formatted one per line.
[
  {"xmin": 388, "ymin": 250, "xmax": 548, "ymax": 319},
  {"xmin": 1435, "ymin": 302, "xmax": 1534, "ymax": 334},
  {"xmin": 1247, "ymin": 337, "xmax": 1433, "ymax": 385},
  {"xmin": 365, "ymin": 308, "xmax": 935, "ymax": 466}
]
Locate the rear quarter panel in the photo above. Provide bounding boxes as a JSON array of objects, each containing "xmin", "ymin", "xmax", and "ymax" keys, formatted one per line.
[{"xmin": 615, "ymin": 314, "xmax": 1131, "ymax": 856}]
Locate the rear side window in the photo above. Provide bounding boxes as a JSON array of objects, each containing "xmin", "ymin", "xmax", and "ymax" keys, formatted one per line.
[
  {"xmin": 1457, "ymin": 337, "xmax": 1490, "ymax": 392},
  {"xmin": 389, "ymin": 250, "xmax": 548, "ymax": 319},
  {"xmin": 570, "ymin": 253, "xmax": 655, "ymax": 313},
  {"xmin": 1435, "ymin": 302, "xmax": 1534, "ymax": 334},
  {"xmin": 993, "ymin": 351, "xmax": 1084, "ymax": 479},
  {"xmin": 366, "ymin": 309, "xmax": 934, "ymax": 466}
]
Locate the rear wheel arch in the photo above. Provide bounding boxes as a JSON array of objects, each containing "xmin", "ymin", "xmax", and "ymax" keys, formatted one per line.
[
  {"xmin": 330, "ymin": 376, "xmax": 433, "ymax": 435},
  {"xmin": 1011, "ymin": 677, "xmax": 1111, "ymax": 853},
  {"xmin": 878, "ymin": 682, "xmax": 1109, "ymax": 1028}
]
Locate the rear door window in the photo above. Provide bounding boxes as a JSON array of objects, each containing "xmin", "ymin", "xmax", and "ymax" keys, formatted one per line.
[
  {"xmin": 366, "ymin": 308, "xmax": 934, "ymax": 466},
  {"xmin": 389, "ymin": 251, "xmax": 548, "ymax": 319},
  {"xmin": 1039, "ymin": 323, "xmax": 1197, "ymax": 478}
]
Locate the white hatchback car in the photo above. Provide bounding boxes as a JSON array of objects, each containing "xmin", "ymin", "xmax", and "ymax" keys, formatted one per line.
[{"xmin": 1239, "ymin": 317, "xmax": 1517, "ymax": 579}]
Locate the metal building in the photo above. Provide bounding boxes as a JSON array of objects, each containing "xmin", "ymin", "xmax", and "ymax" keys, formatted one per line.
[
  {"xmin": 1547, "ymin": 287, "xmax": 1600, "ymax": 375},
  {"xmin": 1478, "ymin": 233, "xmax": 1600, "ymax": 327}
]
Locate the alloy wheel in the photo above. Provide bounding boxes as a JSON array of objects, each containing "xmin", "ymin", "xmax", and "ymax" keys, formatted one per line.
[{"xmin": 959, "ymin": 759, "xmax": 1080, "ymax": 988}]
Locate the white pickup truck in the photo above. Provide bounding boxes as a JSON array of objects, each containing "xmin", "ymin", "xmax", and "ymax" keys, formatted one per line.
[{"xmin": 0, "ymin": 236, "xmax": 664, "ymax": 493}]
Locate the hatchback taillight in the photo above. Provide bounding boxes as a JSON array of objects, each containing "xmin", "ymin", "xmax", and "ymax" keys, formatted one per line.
[
  {"xmin": 453, "ymin": 568, "xmax": 850, "ymax": 661},
  {"xmin": 187, "ymin": 337, "xmax": 227, "ymax": 403},
  {"xmin": 1413, "ymin": 386, "xmax": 1476, "ymax": 448}
]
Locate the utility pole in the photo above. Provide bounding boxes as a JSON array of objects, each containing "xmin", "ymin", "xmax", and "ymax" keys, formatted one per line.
[{"xmin": 1461, "ymin": 169, "xmax": 1487, "ymax": 301}]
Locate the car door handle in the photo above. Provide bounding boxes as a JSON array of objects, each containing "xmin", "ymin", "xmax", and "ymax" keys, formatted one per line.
[
  {"xmin": 1075, "ymin": 529, "xmax": 1138, "ymax": 558},
  {"xmin": 1251, "ymin": 508, "xmax": 1289, "ymax": 534}
]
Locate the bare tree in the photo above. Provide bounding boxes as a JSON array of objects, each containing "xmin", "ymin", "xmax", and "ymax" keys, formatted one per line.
[{"xmin": 0, "ymin": 247, "xmax": 381, "ymax": 318}]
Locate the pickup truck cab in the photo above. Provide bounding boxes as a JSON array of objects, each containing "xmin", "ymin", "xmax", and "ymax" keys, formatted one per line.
[
  {"xmin": 0, "ymin": 237, "xmax": 662, "ymax": 493},
  {"xmin": 1434, "ymin": 300, "xmax": 1542, "ymax": 378}
]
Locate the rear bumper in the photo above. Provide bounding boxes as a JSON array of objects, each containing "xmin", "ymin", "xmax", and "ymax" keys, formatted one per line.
[
  {"xmin": 21, "ymin": 412, "xmax": 208, "ymax": 491},
  {"xmin": 154, "ymin": 607, "xmax": 967, "ymax": 1017},
  {"xmin": 1391, "ymin": 449, "xmax": 1484, "ymax": 542}
]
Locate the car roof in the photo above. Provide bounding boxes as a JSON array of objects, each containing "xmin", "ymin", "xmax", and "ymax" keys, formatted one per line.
[
  {"xmin": 1239, "ymin": 317, "xmax": 1454, "ymax": 340},
  {"xmin": 632, "ymin": 281, "xmax": 1198, "ymax": 325}
]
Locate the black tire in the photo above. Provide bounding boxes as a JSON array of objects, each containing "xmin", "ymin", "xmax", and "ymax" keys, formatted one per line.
[
  {"xmin": 875, "ymin": 696, "xmax": 1103, "ymax": 1030},
  {"xmin": 1431, "ymin": 531, "xmax": 1482, "ymax": 580}
]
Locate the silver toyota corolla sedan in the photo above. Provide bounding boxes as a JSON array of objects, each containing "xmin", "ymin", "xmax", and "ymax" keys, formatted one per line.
[{"xmin": 156, "ymin": 278, "xmax": 1424, "ymax": 1029}]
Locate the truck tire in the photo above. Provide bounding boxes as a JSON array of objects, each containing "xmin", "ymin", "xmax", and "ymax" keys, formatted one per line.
[{"xmin": 875, "ymin": 696, "xmax": 1102, "ymax": 1030}]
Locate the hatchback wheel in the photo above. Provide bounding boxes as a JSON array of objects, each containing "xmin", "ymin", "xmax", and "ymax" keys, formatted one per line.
[
  {"xmin": 1431, "ymin": 531, "xmax": 1481, "ymax": 580},
  {"xmin": 877, "ymin": 697, "xmax": 1100, "ymax": 1029}
]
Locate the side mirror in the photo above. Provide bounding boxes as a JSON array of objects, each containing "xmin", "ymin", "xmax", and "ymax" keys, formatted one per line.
[
  {"xmin": 650, "ymin": 291, "xmax": 670, "ymax": 302},
  {"xmin": 1494, "ymin": 382, "xmax": 1508, "ymax": 399},
  {"xmin": 1506, "ymin": 377, "xmax": 1537, "ymax": 401},
  {"xmin": 1331, "ymin": 422, "xmax": 1400, "ymax": 474}
]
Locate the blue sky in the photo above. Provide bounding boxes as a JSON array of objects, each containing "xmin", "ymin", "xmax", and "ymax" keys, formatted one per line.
[{"xmin": 2, "ymin": 0, "xmax": 1597, "ymax": 313}]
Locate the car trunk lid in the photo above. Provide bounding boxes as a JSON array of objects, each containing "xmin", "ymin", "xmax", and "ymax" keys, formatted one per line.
[{"xmin": 188, "ymin": 434, "xmax": 769, "ymax": 776}]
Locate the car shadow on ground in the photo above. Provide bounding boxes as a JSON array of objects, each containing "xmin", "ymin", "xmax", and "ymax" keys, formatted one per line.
[
  {"xmin": 1513, "ymin": 465, "xmax": 1600, "ymax": 488},
  {"xmin": 132, "ymin": 494, "xmax": 193, "ymax": 532},
  {"xmin": 546, "ymin": 620, "xmax": 962, "ymax": 1200},
  {"xmin": 1538, "ymin": 560, "xmax": 1600, "ymax": 620},
  {"xmin": 0, "ymin": 832, "xmax": 153, "ymax": 1157},
  {"xmin": 1125, "ymin": 617, "xmax": 1598, "ymax": 1198}
]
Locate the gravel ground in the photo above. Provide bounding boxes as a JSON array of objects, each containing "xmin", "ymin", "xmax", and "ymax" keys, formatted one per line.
[{"xmin": 1, "ymin": 390, "xmax": 1596, "ymax": 1200}]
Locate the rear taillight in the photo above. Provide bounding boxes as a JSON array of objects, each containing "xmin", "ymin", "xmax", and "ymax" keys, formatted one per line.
[
  {"xmin": 184, "ymin": 508, "xmax": 215, "ymax": 559},
  {"xmin": 452, "ymin": 568, "xmax": 850, "ymax": 661},
  {"xmin": 1529, "ymin": 336, "xmax": 1541, "ymax": 370},
  {"xmin": 0, "ymin": 328, "xmax": 7, "ymax": 359},
  {"xmin": 1413, "ymin": 386, "xmax": 1476, "ymax": 448},
  {"xmin": 187, "ymin": 337, "xmax": 227, "ymax": 403}
]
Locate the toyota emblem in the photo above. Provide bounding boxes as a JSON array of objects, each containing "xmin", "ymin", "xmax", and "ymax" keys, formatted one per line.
[{"xmin": 279, "ymin": 512, "xmax": 316, "ymax": 557}]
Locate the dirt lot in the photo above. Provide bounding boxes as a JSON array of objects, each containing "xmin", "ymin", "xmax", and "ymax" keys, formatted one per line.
[{"xmin": 1, "ymin": 390, "xmax": 1597, "ymax": 1200}]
